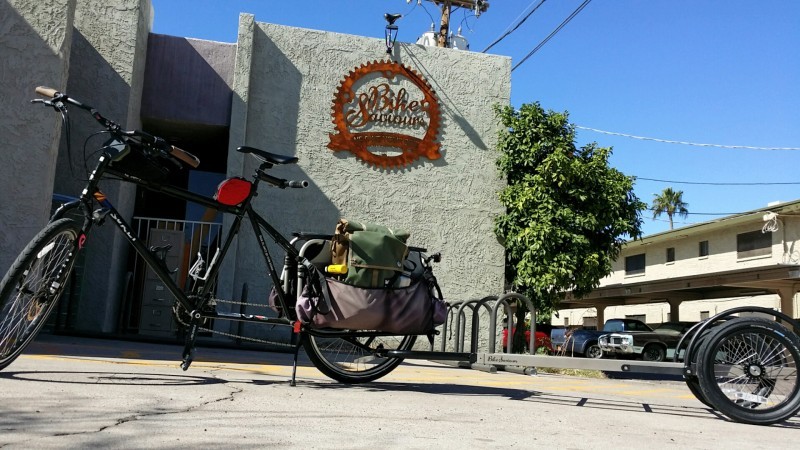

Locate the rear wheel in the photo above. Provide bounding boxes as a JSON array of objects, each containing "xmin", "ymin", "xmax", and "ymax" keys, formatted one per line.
[
  {"xmin": 304, "ymin": 332, "xmax": 416, "ymax": 383},
  {"xmin": 697, "ymin": 317, "xmax": 800, "ymax": 425},
  {"xmin": 642, "ymin": 344, "xmax": 666, "ymax": 362},
  {"xmin": 0, "ymin": 219, "xmax": 81, "ymax": 370}
]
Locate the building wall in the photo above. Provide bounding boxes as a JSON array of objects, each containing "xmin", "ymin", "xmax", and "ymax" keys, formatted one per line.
[
  {"xmin": 220, "ymin": 16, "xmax": 511, "ymax": 339},
  {"xmin": 603, "ymin": 221, "xmax": 791, "ymax": 285},
  {"xmin": 52, "ymin": 0, "xmax": 153, "ymax": 332},
  {"xmin": 0, "ymin": 0, "xmax": 76, "ymax": 271},
  {"xmin": 141, "ymin": 34, "xmax": 236, "ymax": 127},
  {"xmin": 2, "ymin": 6, "xmax": 510, "ymax": 339}
]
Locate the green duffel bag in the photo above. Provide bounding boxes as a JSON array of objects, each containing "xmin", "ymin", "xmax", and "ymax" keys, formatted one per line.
[{"xmin": 331, "ymin": 219, "xmax": 410, "ymax": 288}]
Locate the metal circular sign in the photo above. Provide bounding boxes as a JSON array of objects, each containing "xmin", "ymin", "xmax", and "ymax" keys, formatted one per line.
[{"xmin": 328, "ymin": 60, "xmax": 442, "ymax": 169}]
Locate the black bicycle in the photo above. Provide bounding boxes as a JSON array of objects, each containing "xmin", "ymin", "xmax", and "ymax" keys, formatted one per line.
[{"xmin": 0, "ymin": 86, "xmax": 440, "ymax": 384}]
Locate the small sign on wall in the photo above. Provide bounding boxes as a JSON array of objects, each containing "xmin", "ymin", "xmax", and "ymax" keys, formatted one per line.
[{"xmin": 328, "ymin": 60, "xmax": 442, "ymax": 169}]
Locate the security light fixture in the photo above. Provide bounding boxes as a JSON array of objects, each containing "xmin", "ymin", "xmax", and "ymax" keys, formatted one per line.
[{"xmin": 385, "ymin": 13, "xmax": 402, "ymax": 54}]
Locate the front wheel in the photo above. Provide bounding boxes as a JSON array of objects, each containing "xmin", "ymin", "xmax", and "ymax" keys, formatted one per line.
[
  {"xmin": 304, "ymin": 331, "xmax": 416, "ymax": 383},
  {"xmin": 696, "ymin": 317, "xmax": 800, "ymax": 425},
  {"xmin": 0, "ymin": 219, "xmax": 82, "ymax": 370},
  {"xmin": 584, "ymin": 343, "xmax": 603, "ymax": 359}
]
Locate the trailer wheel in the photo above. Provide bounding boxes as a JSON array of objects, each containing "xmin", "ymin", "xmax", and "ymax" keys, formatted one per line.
[
  {"xmin": 696, "ymin": 317, "xmax": 800, "ymax": 425},
  {"xmin": 685, "ymin": 376, "xmax": 715, "ymax": 409}
]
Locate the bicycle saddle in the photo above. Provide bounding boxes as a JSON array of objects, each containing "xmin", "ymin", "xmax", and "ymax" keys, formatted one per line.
[{"xmin": 237, "ymin": 146, "xmax": 298, "ymax": 165}]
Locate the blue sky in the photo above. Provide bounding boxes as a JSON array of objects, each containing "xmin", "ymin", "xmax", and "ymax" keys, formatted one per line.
[{"xmin": 151, "ymin": 0, "xmax": 800, "ymax": 236}]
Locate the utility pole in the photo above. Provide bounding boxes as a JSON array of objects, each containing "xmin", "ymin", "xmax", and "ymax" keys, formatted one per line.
[
  {"xmin": 436, "ymin": 1, "xmax": 452, "ymax": 48},
  {"xmin": 428, "ymin": 1, "xmax": 489, "ymax": 47}
]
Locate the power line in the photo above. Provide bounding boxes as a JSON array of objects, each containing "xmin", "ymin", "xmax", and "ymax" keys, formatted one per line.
[
  {"xmin": 577, "ymin": 125, "xmax": 800, "ymax": 151},
  {"xmin": 418, "ymin": 0, "xmax": 437, "ymax": 27},
  {"xmin": 511, "ymin": 0, "xmax": 593, "ymax": 72},
  {"xmin": 650, "ymin": 217, "xmax": 696, "ymax": 225},
  {"xmin": 636, "ymin": 177, "xmax": 800, "ymax": 186},
  {"xmin": 684, "ymin": 212, "xmax": 751, "ymax": 216},
  {"xmin": 481, "ymin": 0, "xmax": 547, "ymax": 53}
]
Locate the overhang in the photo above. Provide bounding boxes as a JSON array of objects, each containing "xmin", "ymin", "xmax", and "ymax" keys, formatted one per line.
[{"xmin": 561, "ymin": 264, "xmax": 800, "ymax": 309}]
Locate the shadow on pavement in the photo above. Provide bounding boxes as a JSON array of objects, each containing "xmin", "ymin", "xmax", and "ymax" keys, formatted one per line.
[
  {"xmin": 26, "ymin": 333, "xmax": 310, "ymax": 367},
  {"xmin": 304, "ymin": 380, "xmax": 800, "ymax": 428},
  {"xmin": 0, "ymin": 370, "xmax": 225, "ymax": 386}
]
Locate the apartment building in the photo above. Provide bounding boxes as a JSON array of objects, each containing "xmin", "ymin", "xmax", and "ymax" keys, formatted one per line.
[{"xmin": 558, "ymin": 200, "xmax": 800, "ymax": 327}]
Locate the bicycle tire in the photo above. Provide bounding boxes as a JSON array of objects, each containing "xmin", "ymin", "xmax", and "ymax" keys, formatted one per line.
[
  {"xmin": 681, "ymin": 330, "xmax": 715, "ymax": 409},
  {"xmin": 685, "ymin": 376, "xmax": 714, "ymax": 409},
  {"xmin": 696, "ymin": 317, "xmax": 800, "ymax": 425},
  {"xmin": 0, "ymin": 219, "xmax": 81, "ymax": 370},
  {"xmin": 304, "ymin": 332, "xmax": 416, "ymax": 383}
]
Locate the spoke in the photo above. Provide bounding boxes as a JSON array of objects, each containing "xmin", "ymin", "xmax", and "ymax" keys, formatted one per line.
[{"xmin": 1, "ymin": 228, "xmax": 76, "ymax": 362}]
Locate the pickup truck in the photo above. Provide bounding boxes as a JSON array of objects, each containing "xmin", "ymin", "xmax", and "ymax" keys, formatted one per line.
[
  {"xmin": 550, "ymin": 318, "xmax": 652, "ymax": 358},
  {"xmin": 598, "ymin": 321, "xmax": 697, "ymax": 362}
]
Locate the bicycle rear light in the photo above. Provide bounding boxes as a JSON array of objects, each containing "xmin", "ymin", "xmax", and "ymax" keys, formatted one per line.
[{"xmin": 214, "ymin": 177, "xmax": 252, "ymax": 206}]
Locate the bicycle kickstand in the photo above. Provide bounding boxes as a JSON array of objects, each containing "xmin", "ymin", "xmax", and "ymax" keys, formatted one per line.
[
  {"xmin": 290, "ymin": 321, "xmax": 304, "ymax": 386},
  {"xmin": 180, "ymin": 314, "xmax": 201, "ymax": 371}
]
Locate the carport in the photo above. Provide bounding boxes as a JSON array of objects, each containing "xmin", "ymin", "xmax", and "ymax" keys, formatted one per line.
[{"xmin": 562, "ymin": 264, "xmax": 800, "ymax": 325}]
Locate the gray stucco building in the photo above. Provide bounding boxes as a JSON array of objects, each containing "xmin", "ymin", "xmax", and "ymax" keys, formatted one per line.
[{"xmin": 1, "ymin": 0, "xmax": 510, "ymax": 344}]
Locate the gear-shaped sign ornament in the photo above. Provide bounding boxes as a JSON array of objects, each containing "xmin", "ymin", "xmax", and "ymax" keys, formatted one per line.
[{"xmin": 328, "ymin": 60, "xmax": 442, "ymax": 169}]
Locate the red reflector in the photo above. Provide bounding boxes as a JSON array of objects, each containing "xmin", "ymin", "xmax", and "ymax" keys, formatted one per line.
[{"xmin": 214, "ymin": 177, "xmax": 252, "ymax": 206}]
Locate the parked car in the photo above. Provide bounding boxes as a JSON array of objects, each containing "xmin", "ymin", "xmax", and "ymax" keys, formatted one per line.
[
  {"xmin": 551, "ymin": 318, "xmax": 652, "ymax": 358},
  {"xmin": 598, "ymin": 321, "xmax": 697, "ymax": 362},
  {"xmin": 501, "ymin": 328, "xmax": 553, "ymax": 353}
]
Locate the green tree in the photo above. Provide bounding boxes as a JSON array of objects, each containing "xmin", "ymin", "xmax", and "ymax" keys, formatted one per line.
[
  {"xmin": 651, "ymin": 187, "xmax": 689, "ymax": 230},
  {"xmin": 494, "ymin": 103, "xmax": 645, "ymax": 350}
]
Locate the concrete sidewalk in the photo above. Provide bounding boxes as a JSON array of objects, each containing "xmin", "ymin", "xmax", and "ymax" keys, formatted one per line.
[{"xmin": 5, "ymin": 333, "xmax": 800, "ymax": 448}]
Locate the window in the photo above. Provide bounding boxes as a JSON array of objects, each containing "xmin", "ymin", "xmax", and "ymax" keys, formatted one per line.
[
  {"xmin": 666, "ymin": 247, "xmax": 675, "ymax": 263},
  {"xmin": 700, "ymin": 311, "xmax": 710, "ymax": 320},
  {"xmin": 625, "ymin": 315, "xmax": 648, "ymax": 330},
  {"xmin": 625, "ymin": 253, "xmax": 646, "ymax": 276},
  {"xmin": 564, "ymin": 317, "xmax": 570, "ymax": 327},
  {"xmin": 699, "ymin": 240, "xmax": 709, "ymax": 257},
  {"xmin": 737, "ymin": 230, "xmax": 772, "ymax": 259}
]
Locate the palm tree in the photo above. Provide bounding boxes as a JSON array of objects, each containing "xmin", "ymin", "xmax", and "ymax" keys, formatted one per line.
[{"xmin": 651, "ymin": 187, "xmax": 689, "ymax": 230}]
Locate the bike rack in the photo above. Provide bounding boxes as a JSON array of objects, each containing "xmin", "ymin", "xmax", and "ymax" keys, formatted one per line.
[
  {"xmin": 389, "ymin": 293, "xmax": 800, "ymax": 425},
  {"xmin": 444, "ymin": 292, "xmax": 539, "ymax": 357}
]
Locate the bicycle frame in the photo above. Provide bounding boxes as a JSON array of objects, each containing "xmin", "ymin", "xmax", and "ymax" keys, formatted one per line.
[{"xmin": 52, "ymin": 145, "xmax": 302, "ymax": 331}]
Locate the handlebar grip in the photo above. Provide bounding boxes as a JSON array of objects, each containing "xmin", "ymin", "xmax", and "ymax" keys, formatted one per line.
[
  {"xmin": 35, "ymin": 86, "xmax": 59, "ymax": 98},
  {"xmin": 287, "ymin": 180, "xmax": 309, "ymax": 189},
  {"xmin": 169, "ymin": 145, "xmax": 201, "ymax": 168}
]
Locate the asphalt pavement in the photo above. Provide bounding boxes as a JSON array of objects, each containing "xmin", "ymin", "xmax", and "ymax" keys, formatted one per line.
[{"xmin": 1, "ymin": 334, "xmax": 798, "ymax": 448}]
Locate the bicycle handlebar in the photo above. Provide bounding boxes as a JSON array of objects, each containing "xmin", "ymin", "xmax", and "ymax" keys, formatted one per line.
[
  {"xmin": 286, "ymin": 180, "xmax": 309, "ymax": 189},
  {"xmin": 34, "ymin": 85, "xmax": 200, "ymax": 169},
  {"xmin": 168, "ymin": 145, "xmax": 201, "ymax": 168},
  {"xmin": 35, "ymin": 86, "xmax": 58, "ymax": 98},
  {"xmin": 258, "ymin": 172, "xmax": 308, "ymax": 189}
]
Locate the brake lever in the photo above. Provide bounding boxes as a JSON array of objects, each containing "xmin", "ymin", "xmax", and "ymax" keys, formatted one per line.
[{"xmin": 31, "ymin": 98, "xmax": 65, "ymax": 111}]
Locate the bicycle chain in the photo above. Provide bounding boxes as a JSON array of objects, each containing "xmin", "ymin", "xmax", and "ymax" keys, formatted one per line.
[
  {"xmin": 212, "ymin": 297, "xmax": 271, "ymax": 308},
  {"xmin": 172, "ymin": 299, "xmax": 296, "ymax": 349}
]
